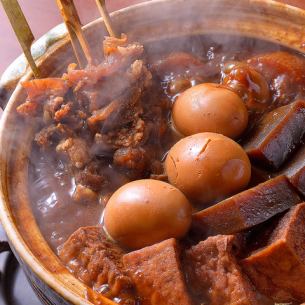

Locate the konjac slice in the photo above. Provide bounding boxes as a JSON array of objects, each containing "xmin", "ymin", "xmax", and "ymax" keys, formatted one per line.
[
  {"xmin": 184, "ymin": 235, "xmax": 260, "ymax": 305},
  {"xmin": 242, "ymin": 202, "xmax": 305, "ymax": 303},
  {"xmin": 244, "ymin": 100, "xmax": 305, "ymax": 170},
  {"xmin": 123, "ymin": 238, "xmax": 193, "ymax": 305},
  {"xmin": 278, "ymin": 145, "xmax": 305, "ymax": 197},
  {"xmin": 192, "ymin": 176, "xmax": 301, "ymax": 236}
]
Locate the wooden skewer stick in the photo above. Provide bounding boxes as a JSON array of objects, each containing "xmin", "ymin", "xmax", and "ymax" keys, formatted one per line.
[
  {"xmin": 95, "ymin": 0, "xmax": 118, "ymax": 38},
  {"xmin": 56, "ymin": 0, "xmax": 93, "ymax": 66},
  {"xmin": 0, "ymin": 0, "xmax": 40, "ymax": 78},
  {"xmin": 63, "ymin": 26, "xmax": 85, "ymax": 68}
]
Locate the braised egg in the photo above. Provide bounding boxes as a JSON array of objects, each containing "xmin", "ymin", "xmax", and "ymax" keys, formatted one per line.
[
  {"xmin": 172, "ymin": 83, "xmax": 248, "ymax": 139},
  {"xmin": 165, "ymin": 132, "xmax": 251, "ymax": 206},
  {"xmin": 104, "ymin": 179, "xmax": 192, "ymax": 249}
]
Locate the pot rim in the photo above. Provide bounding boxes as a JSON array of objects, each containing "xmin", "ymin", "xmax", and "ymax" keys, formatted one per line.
[{"xmin": 1, "ymin": 0, "xmax": 305, "ymax": 304}]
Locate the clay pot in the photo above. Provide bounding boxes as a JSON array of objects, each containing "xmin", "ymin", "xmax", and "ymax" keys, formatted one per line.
[{"xmin": 0, "ymin": 0, "xmax": 305, "ymax": 304}]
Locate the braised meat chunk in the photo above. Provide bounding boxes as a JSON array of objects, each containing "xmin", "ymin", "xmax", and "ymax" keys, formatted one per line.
[
  {"xmin": 247, "ymin": 51, "xmax": 305, "ymax": 107},
  {"xmin": 152, "ymin": 52, "xmax": 204, "ymax": 77},
  {"xmin": 113, "ymin": 147, "xmax": 149, "ymax": 176},
  {"xmin": 242, "ymin": 202, "xmax": 305, "ymax": 303},
  {"xmin": 17, "ymin": 78, "xmax": 69, "ymax": 116},
  {"xmin": 222, "ymin": 61, "xmax": 270, "ymax": 113},
  {"xmin": 86, "ymin": 60, "xmax": 151, "ymax": 135},
  {"xmin": 18, "ymin": 35, "xmax": 169, "ymax": 199},
  {"xmin": 123, "ymin": 238, "xmax": 193, "ymax": 305},
  {"xmin": 56, "ymin": 137, "xmax": 91, "ymax": 169},
  {"xmin": 192, "ymin": 176, "xmax": 301, "ymax": 237},
  {"xmin": 222, "ymin": 51, "xmax": 305, "ymax": 122},
  {"xmin": 34, "ymin": 123, "xmax": 73, "ymax": 148},
  {"xmin": 151, "ymin": 52, "xmax": 209, "ymax": 97},
  {"xmin": 184, "ymin": 235, "xmax": 260, "ymax": 305},
  {"xmin": 244, "ymin": 101, "xmax": 305, "ymax": 170},
  {"xmin": 58, "ymin": 226, "xmax": 136, "ymax": 303}
]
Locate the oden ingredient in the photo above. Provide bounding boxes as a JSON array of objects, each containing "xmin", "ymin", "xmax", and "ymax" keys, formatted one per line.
[
  {"xmin": 184, "ymin": 235, "xmax": 260, "ymax": 305},
  {"xmin": 104, "ymin": 179, "xmax": 192, "ymax": 249},
  {"xmin": 165, "ymin": 132, "xmax": 251, "ymax": 206},
  {"xmin": 172, "ymin": 83, "xmax": 248, "ymax": 139},
  {"xmin": 123, "ymin": 238, "xmax": 193, "ymax": 305},
  {"xmin": 192, "ymin": 175, "xmax": 301, "ymax": 236}
]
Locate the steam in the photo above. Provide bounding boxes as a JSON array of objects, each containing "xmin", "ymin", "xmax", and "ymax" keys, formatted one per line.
[{"xmin": 4, "ymin": 0, "xmax": 285, "ymax": 253}]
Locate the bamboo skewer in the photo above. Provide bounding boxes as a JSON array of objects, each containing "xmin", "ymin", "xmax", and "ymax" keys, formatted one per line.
[
  {"xmin": 95, "ymin": 0, "xmax": 118, "ymax": 38},
  {"xmin": 1, "ymin": 0, "xmax": 40, "ymax": 78},
  {"xmin": 56, "ymin": 0, "xmax": 93, "ymax": 66},
  {"xmin": 2, "ymin": 0, "xmax": 117, "ymax": 75},
  {"xmin": 60, "ymin": 19, "xmax": 85, "ymax": 68}
]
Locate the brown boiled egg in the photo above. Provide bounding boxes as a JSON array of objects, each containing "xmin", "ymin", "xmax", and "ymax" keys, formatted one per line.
[
  {"xmin": 165, "ymin": 132, "xmax": 251, "ymax": 206},
  {"xmin": 104, "ymin": 179, "xmax": 192, "ymax": 249},
  {"xmin": 172, "ymin": 83, "xmax": 248, "ymax": 139}
]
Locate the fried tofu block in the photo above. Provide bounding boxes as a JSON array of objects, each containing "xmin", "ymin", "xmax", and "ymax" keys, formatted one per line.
[
  {"xmin": 244, "ymin": 101, "xmax": 305, "ymax": 170},
  {"xmin": 123, "ymin": 238, "xmax": 193, "ymax": 305},
  {"xmin": 192, "ymin": 176, "xmax": 301, "ymax": 236},
  {"xmin": 279, "ymin": 145, "xmax": 305, "ymax": 197},
  {"xmin": 58, "ymin": 226, "xmax": 134, "ymax": 301},
  {"xmin": 242, "ymin": 203, "xmax": 305, "ymax": 303},
  {"xmin": 184, "ymin": 235, "xmax": 260, "ymax": 305}
]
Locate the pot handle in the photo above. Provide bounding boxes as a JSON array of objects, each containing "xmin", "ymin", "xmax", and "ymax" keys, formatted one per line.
[
  {"xmin": 0, "ymin": 224, "xmax": 10, "ymax": 253},
  {"xmin": 0, "ymin": 87, "xmax": 7, "ymax": 110},
  {"xmin": 0, "ymin": 241, "xmax": 10, "ymax": 253}
]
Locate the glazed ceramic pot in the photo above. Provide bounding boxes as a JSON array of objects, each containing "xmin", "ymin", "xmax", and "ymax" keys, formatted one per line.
[{"xmin": 1, "ymin": 1, "xmax": 305, "ymax": 304}]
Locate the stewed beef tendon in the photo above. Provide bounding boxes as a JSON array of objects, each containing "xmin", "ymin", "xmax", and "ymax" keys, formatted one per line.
[{"xmin": 17, "ymin": 34, "xmax": 305, "ymax": 304}]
